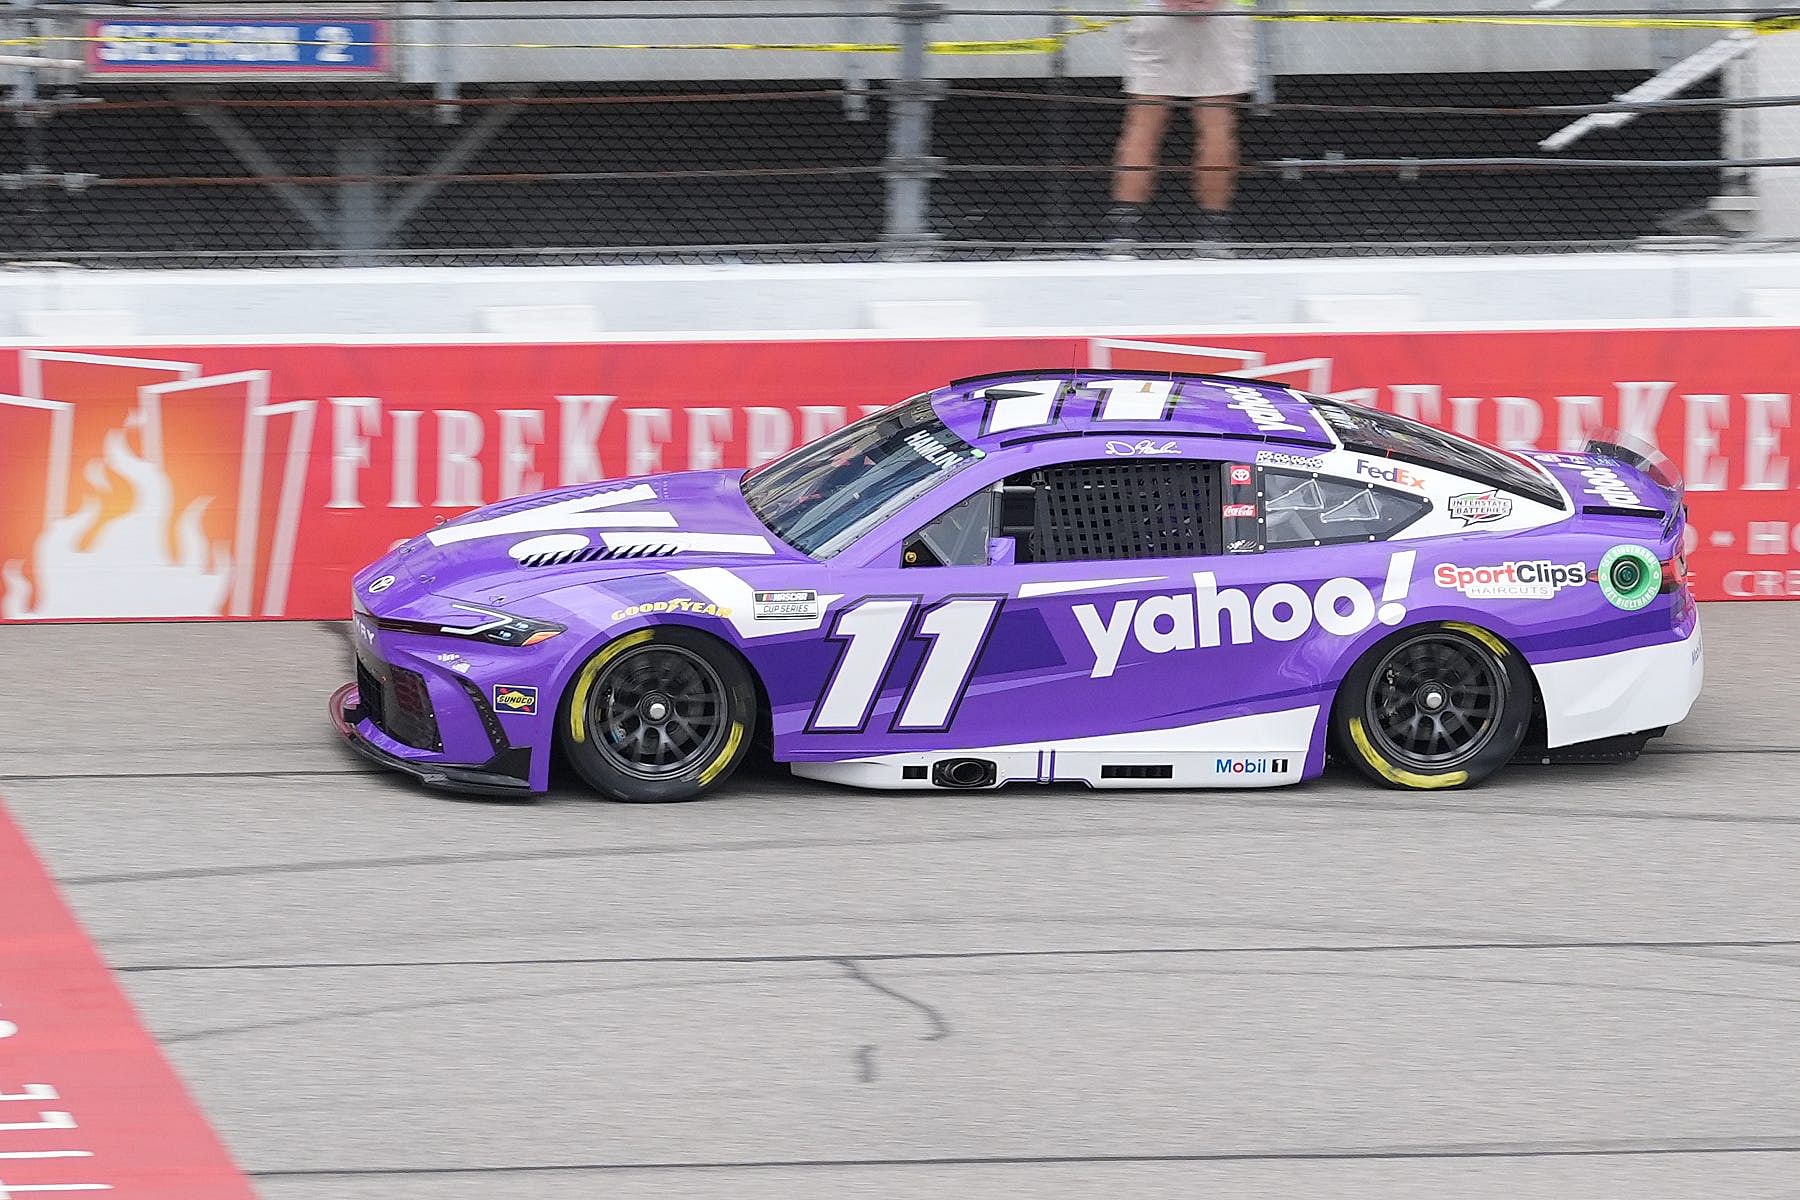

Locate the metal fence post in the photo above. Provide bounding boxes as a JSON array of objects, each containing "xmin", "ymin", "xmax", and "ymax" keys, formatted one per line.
[
  {"xmin": 433, "ymin": 0, "xmax": 461, "ymax": 125},
  {"xmin": 882, "ymin": 0, "xmax": 945, "ymax": 253}
]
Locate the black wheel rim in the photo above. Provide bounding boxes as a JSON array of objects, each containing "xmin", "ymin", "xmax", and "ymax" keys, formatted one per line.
[
  {"xmin": 589, "ymin": 645, "xmax": 730, "ymax": 781},
  {"xmin": 1363, "ymin": 633, "xmax": 1507, "ymax": 773}
]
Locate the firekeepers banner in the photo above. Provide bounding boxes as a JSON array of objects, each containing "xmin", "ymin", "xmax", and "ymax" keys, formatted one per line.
[{"xmin": 1, "ymin": 329, "xmax": 1797, "ymax": 620}]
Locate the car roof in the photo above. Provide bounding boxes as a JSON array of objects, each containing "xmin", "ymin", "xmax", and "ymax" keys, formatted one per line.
[{"xmin": 928, "ymin": 369, "xmax": 1339, "ymax": 452}]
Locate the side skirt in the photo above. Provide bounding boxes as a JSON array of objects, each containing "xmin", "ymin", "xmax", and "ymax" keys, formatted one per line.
[{"xmin": 791, "ymin": 747, "xmax": 1307, "ymax": 791}]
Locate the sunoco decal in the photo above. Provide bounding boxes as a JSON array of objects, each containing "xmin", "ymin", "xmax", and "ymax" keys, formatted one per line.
[
  {"xmin": 1435, "ymin": 561, "xmax": 1586, "ymax": 600},
  {"xmin": 1072, "ymin": 552, "xmax": 1415, "ymax": 679},
  {"xmin": 492, "ymin": 685, "xmax": 538, "ymax": 715},
  {"xmin": 1447, "ymin": 490, "xmax": 1513, "ymax": 526}
]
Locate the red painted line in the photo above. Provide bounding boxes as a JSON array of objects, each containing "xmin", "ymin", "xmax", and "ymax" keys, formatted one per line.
[{"xmin": 0, "ymin": 796, "xmax": 256, "ymax": 1199}]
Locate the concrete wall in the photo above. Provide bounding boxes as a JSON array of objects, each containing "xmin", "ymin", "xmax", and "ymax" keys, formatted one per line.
[{"xmin": 6, "ymin": 251, "xmax": 1800, "ymax": 342}]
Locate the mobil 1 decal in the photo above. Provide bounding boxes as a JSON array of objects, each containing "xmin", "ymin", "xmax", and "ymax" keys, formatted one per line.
[
  {"xmin": 1073, "ymin": 552, "xmax": 1415, "ymax": 679},
  {"xmin": 808, "ymin": 594, "xmax": 1004, "ymax": 733}
]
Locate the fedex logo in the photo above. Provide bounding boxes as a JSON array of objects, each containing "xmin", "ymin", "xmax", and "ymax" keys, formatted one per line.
[{"xmin": 1354, "ymin": 459, "xmax": 1428, "ymax": 490}]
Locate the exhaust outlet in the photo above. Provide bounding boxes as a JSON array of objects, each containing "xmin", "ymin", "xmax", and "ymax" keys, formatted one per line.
[{"xmin": 932, "ymin": 757, "xmax": 996, "ymax": 789}]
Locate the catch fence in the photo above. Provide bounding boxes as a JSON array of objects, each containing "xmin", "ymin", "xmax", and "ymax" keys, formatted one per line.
[{"xmin": 0, "ymin": 1, "xmax": 1791, "ymax": 264}]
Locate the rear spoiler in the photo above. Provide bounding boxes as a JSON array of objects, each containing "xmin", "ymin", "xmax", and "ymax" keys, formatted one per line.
[{"xmin": 1583, "ymin": 430, "xmax": 1685, "ymax": 536}]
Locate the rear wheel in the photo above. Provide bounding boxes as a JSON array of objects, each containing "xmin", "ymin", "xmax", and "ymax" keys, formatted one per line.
[
  {"xmin": 1333, "ymin": 624, "xmax": 1532, "ymax": 790},
  {"xmin": 558, "ymin": 627, "xmax": 755, "ymax": 803}
]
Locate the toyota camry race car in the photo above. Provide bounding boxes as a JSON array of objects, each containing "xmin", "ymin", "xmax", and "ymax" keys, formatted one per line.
[{"xmin": 332, "ymin": 369, "xmax": 1702, "ymax": 801}]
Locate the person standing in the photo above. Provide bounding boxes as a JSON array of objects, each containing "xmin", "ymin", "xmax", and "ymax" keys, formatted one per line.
[{"xmin": 1104, "ymin": 0, "xmax": 1255, "ymax": 253}]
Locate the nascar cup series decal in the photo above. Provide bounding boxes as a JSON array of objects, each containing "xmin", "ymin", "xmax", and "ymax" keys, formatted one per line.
[
  {"xmin": 754, "ymin": 589, "xmax": 820, "ymax": 619},
  {"xmin": 1074, "ymin": 552, "xmax": 1415, "ymax": 679},
  {"xmin": 1435, "ymin": 561, "xmax": 1586, "ymax": 600}
]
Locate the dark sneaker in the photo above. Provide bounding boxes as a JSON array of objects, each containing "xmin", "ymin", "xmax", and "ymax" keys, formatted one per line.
[
  {"xmin": 1194, "ymin": 210, "xmax": 1236, "ymax": 258},
  {"xmin": 1102, "ymin": 205, "xmax": 1143, "ymax": 259}
]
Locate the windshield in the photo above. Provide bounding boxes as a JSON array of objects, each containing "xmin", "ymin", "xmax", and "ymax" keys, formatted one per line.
[
  {"xmin": 741, "ymin": 398, "xmax": 984, "ymax": 557},
  {"xmin": 1309, "ymin": 396, "xmax": 1566, "ymax": 510}
]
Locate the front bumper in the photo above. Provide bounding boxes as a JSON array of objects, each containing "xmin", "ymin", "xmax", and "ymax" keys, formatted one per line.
[{"xmin": 331, "ymin": 682, "xmax": 536, "ymax": 797}]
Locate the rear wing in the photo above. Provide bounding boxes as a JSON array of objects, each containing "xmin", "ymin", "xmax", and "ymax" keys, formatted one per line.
[{"xmin": 1583, "ymin": 430, "xmax": 1685, "ymax": 536}]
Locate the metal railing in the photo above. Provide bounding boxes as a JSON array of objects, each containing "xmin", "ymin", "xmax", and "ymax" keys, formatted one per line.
[{"xmin": 0, "ymin": 1, "xmax": 1791, "ymax": 264}]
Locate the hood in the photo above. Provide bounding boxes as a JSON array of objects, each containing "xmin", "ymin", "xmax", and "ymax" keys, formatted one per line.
[{"xmin": 373, "ymin": 470, "xmax": 810, "ymax": 605}]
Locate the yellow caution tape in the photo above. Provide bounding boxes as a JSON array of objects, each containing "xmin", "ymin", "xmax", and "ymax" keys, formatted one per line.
[{"xmin": 15, "ymin": 12, "xmax": 1800, "ymax": 59}]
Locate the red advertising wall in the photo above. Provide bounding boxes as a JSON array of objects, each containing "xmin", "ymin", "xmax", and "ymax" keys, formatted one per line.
[{"xmin": 2, "ymin": 328, "xmax": 1797, "ymax": 620}]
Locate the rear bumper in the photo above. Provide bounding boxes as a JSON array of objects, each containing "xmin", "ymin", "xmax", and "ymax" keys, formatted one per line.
[
  {"xmin": 330, "ymin": 682, "xmax": 536, "ymax": 797},
  {"xmin": 1535, "ymin": 622, "xmax": 1704, "ymax": 748}
]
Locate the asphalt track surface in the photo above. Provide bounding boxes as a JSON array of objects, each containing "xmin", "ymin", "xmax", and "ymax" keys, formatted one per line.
[{"xmin": 4, "ymin": 603, "xmax": 1800, "ymax": 1200}]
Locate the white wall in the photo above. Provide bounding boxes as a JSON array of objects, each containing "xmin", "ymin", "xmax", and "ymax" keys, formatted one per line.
[{"xmin": 4, "ymin": 251, "xmax": 1800, "ymax": 343}]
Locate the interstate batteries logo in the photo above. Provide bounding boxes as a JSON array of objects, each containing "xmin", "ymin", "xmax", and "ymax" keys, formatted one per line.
[
  {"xmin": 1435, "ymin": 560, "xmax": 1586, "ymax": 600},
  {"xmin": 1447, "ymin": 490, "xmax": 1513, "ymax": 526}
]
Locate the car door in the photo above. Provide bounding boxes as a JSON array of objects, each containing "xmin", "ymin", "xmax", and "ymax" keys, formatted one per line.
[{"xmin": 779, "ymin": 447, "xmax": 1324, "ymax": 781}]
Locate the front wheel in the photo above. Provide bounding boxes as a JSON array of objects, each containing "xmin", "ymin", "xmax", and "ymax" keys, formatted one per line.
[
  {"xmin": 1333, "ymin": 623, "xmax": 1533, "ymax": 791},
  {"xmin": 558, "ymin": 627, "xmax": 756, "ymax": 803}
]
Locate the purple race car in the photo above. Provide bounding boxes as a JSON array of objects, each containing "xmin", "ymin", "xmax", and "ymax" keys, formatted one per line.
[{"xmin": 331, "ymin": 369, "xmax": 1702, "ymax": 801}]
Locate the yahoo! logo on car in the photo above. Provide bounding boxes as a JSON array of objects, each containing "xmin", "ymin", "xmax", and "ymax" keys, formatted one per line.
[
  {"xmin": 1072, "ymin": 552, "xmax": 1415, "ymax": 679},
  {"xmin": 1434, "ymin": 560, "xmax": 1586, "ymax": 600},
  {"xmin": 1220, "ymin": 383, "xmax": 1308, "ymax": 435},
  {"xmin": 1354, "ymin": 459, "xmax": 1428, "ymax": 489},
  {"xmin": 1577, "ymin": 463, "xmax": 1643, "ymax": 508}
]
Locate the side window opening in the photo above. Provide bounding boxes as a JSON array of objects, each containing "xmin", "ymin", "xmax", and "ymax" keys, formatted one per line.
[
  {"xmin": 1263, "ymin": 469, "xmax": 1429, "ymax": 547},
  {"xmin": 1017, "ymin": 459, "xmax": 1221, "ymax": 564},
  {"xmin": 903, "ymin": 488, "xmax": 996, "ymax": 567}
]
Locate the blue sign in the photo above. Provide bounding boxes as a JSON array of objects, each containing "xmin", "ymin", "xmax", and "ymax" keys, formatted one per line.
[{"xmin": 85, "ymin": 17, "xmax": 392, "ymax": 79}]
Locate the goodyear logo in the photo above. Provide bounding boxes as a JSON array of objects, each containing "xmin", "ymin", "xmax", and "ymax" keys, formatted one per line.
[
  {"xmin": 611, "ymin": 597, "xmax": 732, "ymax": 621},
  {"xmin": 492, "ymin": 685, "xmax": 539, "ymax": 715}
]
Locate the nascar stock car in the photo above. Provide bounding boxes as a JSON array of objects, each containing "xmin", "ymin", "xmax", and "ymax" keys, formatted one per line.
[{"xmin": 331, "ymin": 369, "xmax": 1702, "ymax": 801}]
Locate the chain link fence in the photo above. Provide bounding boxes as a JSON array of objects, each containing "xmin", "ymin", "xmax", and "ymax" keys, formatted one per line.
[{"xmin": 0, "ymin": 1, "xmax": 1790, "ymax": 264}]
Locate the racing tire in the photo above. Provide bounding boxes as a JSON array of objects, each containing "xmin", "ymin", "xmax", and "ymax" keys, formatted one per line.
[
  {"xmin": 558, "ymin": 627, "xmax": 757, "ymax": 803},
  {"xmin": 1332, "ymin": 623, "xmax": 1533, "ymax": 791}
]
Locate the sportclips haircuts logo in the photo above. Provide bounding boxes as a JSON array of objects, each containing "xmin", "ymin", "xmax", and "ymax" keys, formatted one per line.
[
  {"xmin": 1435, "ymin": 560, "xmax": 1587, "ymax": 600},
  {"xmin": 1072, "ymin": 552, "xmax": 1415, "ymax": 679}
]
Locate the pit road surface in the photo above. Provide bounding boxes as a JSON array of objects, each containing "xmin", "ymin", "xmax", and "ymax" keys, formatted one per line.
[{"xmin": 3, "ymin": 603, "xmax": 1798, "ymax": 1199}]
